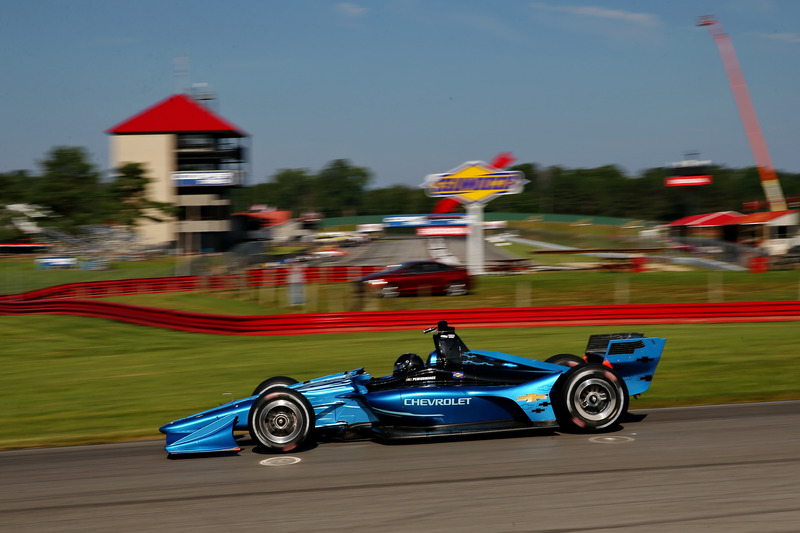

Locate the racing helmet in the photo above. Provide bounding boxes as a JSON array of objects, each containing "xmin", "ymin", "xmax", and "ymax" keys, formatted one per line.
[{"xmin": 393, "ymin": 353, "xmax": 424, "ymax": 375}]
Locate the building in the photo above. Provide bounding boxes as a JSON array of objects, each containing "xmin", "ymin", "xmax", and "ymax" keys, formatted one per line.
[
  {"xmin": 667, "ymin": 211, "xmax": 744, "ymax": 242},
  {"xmin": 231, "ymin": 208, "xmax": 293, "ymax": 243},
  {"xmin": 668, "ymin": 210, "xmax": 800, "ymax": 255},
  {"xmin": 107, "ymin": 93, "xmax": 248, "ymax": 252},
  {"xmin": 737, "ymin": 210, "xmax": 800, "ymax": 255}
]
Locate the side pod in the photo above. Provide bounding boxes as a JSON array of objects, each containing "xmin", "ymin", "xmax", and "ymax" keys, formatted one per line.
[{"xmin": 163, "ymin": 414, "xmax": 240, "ymax": 454}]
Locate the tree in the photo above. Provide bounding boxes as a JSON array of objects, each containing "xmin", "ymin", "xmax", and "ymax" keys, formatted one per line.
[
  {"xmin": 232, "ymin": 181, "xmax": 278, "ymax": 212},
  {"xmin": 362, "ymin": 185, "xmax": 434, "ymax": 215},
  {"xmin": 271, "ymin": 168, "xmax": 316, "ymax": 214},
  {"xmin": 109, "ymin": 162, "xmax": 174, "ymax": 227},
  {"xmin": 232, "ymin": 157, "xmax": 800, "ymax": 222},
  {"xmin": 231, "ymin": 168, "xmax": 318, "ymax": 215},
  {"xmin": 632, "ymin": 168, "xmax": 683, "ymax": 220},
  {"xmin": 31, "ymin": 147, "xmax": 109, "ymax": 232},
  {"xmin": 0, "ymin": 170, "xmax": 30, "ymax": 204},
  {"xmin": 314, "ymin": 159, "xmax": 372, "ymax": 217},
  {"xmin": 486, "ymin": 163, "xmax": 539, "ymax": 213}
]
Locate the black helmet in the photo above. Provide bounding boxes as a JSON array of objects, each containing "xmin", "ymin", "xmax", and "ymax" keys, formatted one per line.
[{"xmin": 393, "ymin": 353, "xmax": 424, "ymax": 375}]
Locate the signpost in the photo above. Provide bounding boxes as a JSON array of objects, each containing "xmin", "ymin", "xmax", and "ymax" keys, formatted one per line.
[
  {"xmin": 421, "ymin": 158, "xmax": 527, "ymax": 275},
  {"xmin": 172, "ymin": 170, "xmax": 241, "ymax": 187},
  {"xmin": 664, "ymin": 158, "xmax": 713, "ymax": 187}
]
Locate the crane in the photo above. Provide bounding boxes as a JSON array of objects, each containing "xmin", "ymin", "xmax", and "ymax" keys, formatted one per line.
[{"xmin": 697, "ymin": 15, "xmax": 787, "ymax": 211}]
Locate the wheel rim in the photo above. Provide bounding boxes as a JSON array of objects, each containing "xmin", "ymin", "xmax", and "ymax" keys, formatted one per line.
[
  {"xmin": 255, "ymin": 399, "xmax": 303, "ymax": 445},
  {"xmin": 380, "ymin": 285, "xmax": 399, "ymax": 298},
  {"xmin": 571, "ymin": 378, "xmax": 618, "ymax": 422},
  {"xmin": 446, "ymin": 283, "xmax": 466, "ymax": 296}
]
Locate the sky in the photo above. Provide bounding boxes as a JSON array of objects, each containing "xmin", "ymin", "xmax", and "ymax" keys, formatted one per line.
[{"xmin": 2, "ymin": 0, "xmax": 800, "ymax": 190}]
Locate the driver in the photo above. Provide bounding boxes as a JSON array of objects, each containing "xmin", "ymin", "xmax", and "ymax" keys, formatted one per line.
[{"xmin": 393, "ymin": 353, "xmax": 424, "ymax": 376}]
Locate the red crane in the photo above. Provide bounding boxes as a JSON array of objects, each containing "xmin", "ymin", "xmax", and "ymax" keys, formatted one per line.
[{"xmin": 698, "ymin": 15, "xmax": 787, "ymax": 211}]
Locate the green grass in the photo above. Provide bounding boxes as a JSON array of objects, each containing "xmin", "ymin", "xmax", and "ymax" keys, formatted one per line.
[
  {"xmin": 3, "ymin": 251, "xmax": 800, "ymax": 450},
  {"xmin": 2, "ymin": 315, "xmax": 799, "ymax": 450},
  {"xmin": 92, "ymin": 270, "xmax": 800, "ymax": 314},
  {"xmin": 0, "ymin": 256, "xmax": 181, "ymax": 294}
]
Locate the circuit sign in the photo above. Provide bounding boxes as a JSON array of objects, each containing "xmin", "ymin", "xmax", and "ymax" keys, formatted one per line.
[{"xmin": 422, "ymin": 161, "xmax": 527, "ymax": 205}]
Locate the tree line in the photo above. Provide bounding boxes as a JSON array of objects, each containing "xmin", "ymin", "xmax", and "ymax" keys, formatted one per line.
[
  {"xmin": 0, "ymin": 147, "xmax": 171, "ymax": 242},
  {"xmin": 234, "ymin": 159, "xmax": 800, "ymax": 221},
  {"xmin": 2, "ymin": 146, "xmax": 800, "ymax": 242}
]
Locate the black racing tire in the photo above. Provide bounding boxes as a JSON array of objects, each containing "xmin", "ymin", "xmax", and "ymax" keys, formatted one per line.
[
  {"xmin": 445, "ymin": 282, "xmax": 468, "ymax": 296},
  {"xmin": 248, "ymin": 388, "xmax": 315, "ymax": 452},
  {"xmin": 554, "ymin": 364, "xmax": 629, "ymax": 432},
  {"xmin": 545, "ymin": 353, "xmax": 585, "ymax": 367},
  {"xmin": 251, "ymin": 376, "xmax": 298, "ymax": 397}
]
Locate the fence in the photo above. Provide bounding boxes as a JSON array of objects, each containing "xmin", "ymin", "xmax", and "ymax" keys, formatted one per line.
[
  {"xmin": 0, "ymin": 265, "xmax": 385, "ymax": 301},
  {"xmin": 2, "ymin": 299, "xmax": 799, "ymax": 335}
]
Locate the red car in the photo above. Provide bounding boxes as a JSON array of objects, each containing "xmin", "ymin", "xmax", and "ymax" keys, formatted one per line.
[{"xmin": 357, "ymin": 260, "xmax": 471, "ymax": 297}]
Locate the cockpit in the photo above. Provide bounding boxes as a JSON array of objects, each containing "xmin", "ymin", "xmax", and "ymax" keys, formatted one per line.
[{"xmin": 366, "ymin": 321, "xmax": 548, "ymax": 392}]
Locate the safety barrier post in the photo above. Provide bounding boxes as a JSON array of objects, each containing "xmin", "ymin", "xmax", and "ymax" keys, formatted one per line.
[
  {"xmin": 516, "ymin": 280, "xmax": 531, "ymax": 307},
  {"xmin": 708, "ymin": 272, "xmax": 724, "ymax": 302},
  {"xmin": 614, "ymin": 276, "xmax": 629, "ymax": 305},
  {"xmin": 259, "ymin": 269, "xmax": 272, "ymax": 305}
]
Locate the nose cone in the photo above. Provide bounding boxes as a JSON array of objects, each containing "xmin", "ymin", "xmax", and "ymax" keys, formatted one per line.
[
  {"xmin": 160, "ymin": 415, "xmax": 205, "ymax": 435},
  {"xmin": 160, "ymin": 413, "xmax": 241, "ymax": 454}
]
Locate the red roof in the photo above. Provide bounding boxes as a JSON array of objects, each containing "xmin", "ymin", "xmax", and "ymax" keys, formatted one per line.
[
  {"xmin": 737, "ymin": 210, "xmax": 798, "ymax": 225},
  {"xmin": 107, "ymin": 94, "xmax": 246, "ymax": 136},
  {"xmin": 668, "ymin": 213, "xmax": 710, "ymax": 226},
  {"xmin": 669, "ymin": 211, "xmax": 745, "ymax": 227},
  {"xmin": 233, "ymin": 210, "xmax": 292, "ymax": 226}
]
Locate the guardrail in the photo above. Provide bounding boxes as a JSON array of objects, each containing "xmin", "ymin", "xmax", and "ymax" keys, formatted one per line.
[
  {"xmin": 0, "ymin": 266, "xmax": 385, "ymax": 301},
  {"xmin": 2, "ymin": 299, "xmax": 799, "ymax": 335}
]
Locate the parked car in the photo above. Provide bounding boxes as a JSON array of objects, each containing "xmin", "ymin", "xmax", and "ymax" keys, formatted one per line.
[{"xmin": 356, "ymin": 260, "xmax": 471, "ymax": 297}]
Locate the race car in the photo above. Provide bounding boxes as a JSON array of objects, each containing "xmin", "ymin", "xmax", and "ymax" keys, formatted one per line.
[{"xmin": 159, "ymin": 321, "xmax": 665, "ymax": 454}]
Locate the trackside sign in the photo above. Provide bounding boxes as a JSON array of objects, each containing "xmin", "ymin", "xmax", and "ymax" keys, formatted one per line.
[{"xmin": 421, "ymin": 161, "xmax": 527, "ymax": 205}]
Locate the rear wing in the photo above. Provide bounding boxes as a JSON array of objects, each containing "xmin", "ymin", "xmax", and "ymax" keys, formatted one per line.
[{"xmin": 585, "ymin": 333, "xmax": 666, "ymax": 396}]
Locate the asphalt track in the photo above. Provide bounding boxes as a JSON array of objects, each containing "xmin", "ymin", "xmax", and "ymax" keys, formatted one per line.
[
  {"xmin": 325, "ymin": 236, "xmax": 515, "ymax": 266},
  {"xmin": 2, "ymin": 401, "xmax": 799, "ymax": 532}
]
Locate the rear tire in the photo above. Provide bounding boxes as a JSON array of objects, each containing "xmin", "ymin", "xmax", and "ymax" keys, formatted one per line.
[
  {"xmin": 554, "ymin": 364, "xmax": 628, "ymax": 431},
  {"xmin": 545, "ymin": 354, "xmax": 584, "ymax": 367},
  {"xmin": 248, "ymin": 388, "xmax": 315, "ymax": 452},
  {"xmin": 251, "ymin": 376, "xmax": 298, "ymax": 397}
]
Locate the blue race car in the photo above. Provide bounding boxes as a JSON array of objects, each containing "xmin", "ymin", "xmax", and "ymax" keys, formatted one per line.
[{"xmin": 159, "ymin": 321, "xmax": 665, "ymax": 454}]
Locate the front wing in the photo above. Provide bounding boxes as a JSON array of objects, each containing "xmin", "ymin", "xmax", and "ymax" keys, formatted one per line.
[{"xmin": 160, "ymin": 369, "xmax": 375, "ymax": 454}]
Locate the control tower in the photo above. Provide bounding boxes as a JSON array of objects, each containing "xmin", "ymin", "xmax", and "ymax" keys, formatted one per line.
[{"xmin": 107, "ymin": 92, "xmax": 249, "ymax": 252}]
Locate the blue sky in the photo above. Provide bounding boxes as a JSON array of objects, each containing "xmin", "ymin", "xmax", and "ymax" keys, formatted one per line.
[{"xmin": 2, "ymin": 1, "xmax": 799, "ymax": 189}]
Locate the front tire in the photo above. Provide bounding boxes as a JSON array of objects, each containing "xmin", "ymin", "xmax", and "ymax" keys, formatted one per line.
[
  {"xmin": 555, "ymin": 364, "xmax": 628, "ymax": 431},
  {"xmin": 251, "ymin": 376, "xmax": 298, "ymax": 397},
  {"xmin": 379, "ymin": 284, "xmax": 399, "ymax": 298},
  {"xmin": 248, "ymin": 388, "xmax": 315, "ymax": 452}
]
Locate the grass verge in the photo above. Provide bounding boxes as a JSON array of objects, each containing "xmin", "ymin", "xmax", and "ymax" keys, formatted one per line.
[
  {"xmin": 2, "ymin": 315, "xmax": 799, "ymax": 450},
  {"xmin": 92, "ymin": 270, "xmax": 800, "ymax": 315}
]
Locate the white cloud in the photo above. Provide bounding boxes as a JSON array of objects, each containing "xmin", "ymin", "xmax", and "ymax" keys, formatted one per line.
[
  {"xmin": 454, "ymin": 13, "xmax": 526, "ymax": 43},
  {"xmin": 336, "ymin": 3, "xmax": 368, "ymax": 18},
  {"xmin": 753, "ymin": 32, "xmax": 800, "ymax": 44},
  {"xmin": 530, "ymin": 2, "xmax": 658, "ymax": 27}
]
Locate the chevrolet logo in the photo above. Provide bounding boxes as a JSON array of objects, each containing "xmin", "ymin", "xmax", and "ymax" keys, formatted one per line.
[{"xmin": 517, "ymin": 393, "xmax": 548, "ymax": 402}]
